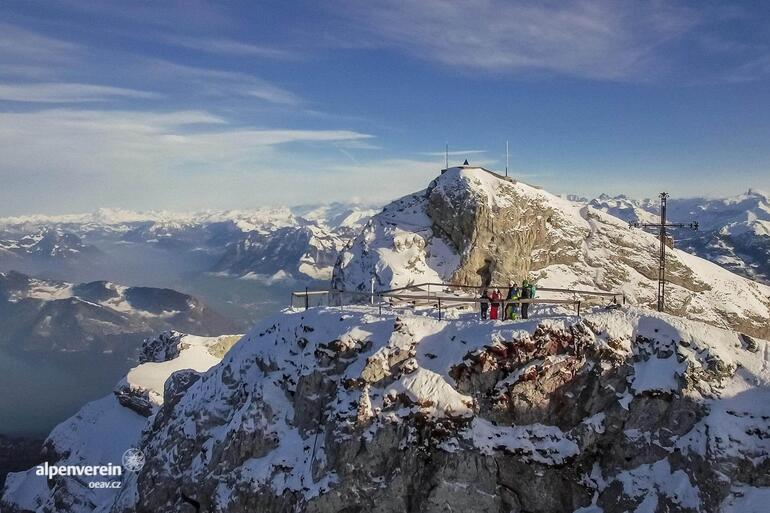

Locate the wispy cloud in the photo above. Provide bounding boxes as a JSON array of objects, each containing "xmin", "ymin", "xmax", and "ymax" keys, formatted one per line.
[
  {"xmin": 335, "ymin": 0, "xmax": 697, "ymax": 80},
  {"xmin": 0, "ymin": 83, "xmax": 161, "ymax": 103},
  {"xmin": 0, "ymin": 23, "xmax": 82, "ymax": 64},
  {"xmin": 164, "ymin": 34, "xmax": 295, "ymax": 59},
  {"xmin": 0, "ymin": 106, "xmax": 380, "ymax": 214},
  {"xmin": 723, "ymin": 54, "xmax": 770, "ymax": 83},
  {"xmin": 0, "ymin": 22, "xmax": 304, "ymax": 107},
  {"xmin": 0, "ymin": 23, "xmax": 84, "ymax": 81},
  {"xmin": 136, "ymin": 59, "xmax": 303, "ymax": 105},
  {"xmin": 0, "ymin": 108, "xmax": 371, "ymax": 177}
]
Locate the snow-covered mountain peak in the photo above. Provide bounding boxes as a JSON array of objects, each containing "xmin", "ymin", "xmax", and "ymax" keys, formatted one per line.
[
  {"xmin": 291, "ymin": 202, "xmax": 379, "ymax": 231},
  {"xmin": 334, "ymin": 167, "xmax": 770, "ymax": 340},
  {"xmin": 732, "ymin": 188, "xmax": 769, "ymax": 204},
  {"xmin": 432, "ymin": 166, "xmax": 581, "ymax": 214}
]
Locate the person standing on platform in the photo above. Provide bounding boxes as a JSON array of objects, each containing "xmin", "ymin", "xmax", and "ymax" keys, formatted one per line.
[
  {"xmin": 490, "ymin": 288, "xmax": 501, "ymax": 320},
  {"xmin": 479, "ymin": 289, "xmax": 490, "ymax": 320},
  {"xmin": 505, "ymin": 283, "xmax": 520, "ymax": 320},
  {"xmin": 520, "ymin": 279, "xmax": 536, "ymax": 319}
]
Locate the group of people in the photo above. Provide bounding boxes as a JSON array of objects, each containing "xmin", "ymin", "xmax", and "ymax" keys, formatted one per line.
[{"xmin": 479, "ymin": 280, "xmax": 536, "ymax": 320}]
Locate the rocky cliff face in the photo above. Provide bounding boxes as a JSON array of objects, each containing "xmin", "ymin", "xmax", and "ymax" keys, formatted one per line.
[
  {"xmin": 333, "ymin": 167, "xmax": 770, "ymax": 340},
  {"xmin": 426, "ymin": 168, "xmax": 584, "ymax": 285},
  {"xmin": 6, "ymin": 306, "xmax": 765, "ymax": 513}
]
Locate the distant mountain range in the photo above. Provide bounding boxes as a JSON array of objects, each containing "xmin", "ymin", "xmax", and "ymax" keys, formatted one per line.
[
  {"xmin": 0, "ymin": 203, "xmax": 379, "ymax": 283},
  {"xmin": 0, "ymin": 270, "xmax": 235, "ymax": 354},
  {"xmin": 0, "ymin": 228, "xmax": 100, "ymax": 261},
  {"xmin": 3, "ymin": 193, "xmax": 767, "ymax": 288},
  {"xmin": 588, "ymin": 189, "xmax": 770, "ymax": 283},
  {"xmin": 0, "ymin": 206, "xmax": 382, "ymax": 443}
]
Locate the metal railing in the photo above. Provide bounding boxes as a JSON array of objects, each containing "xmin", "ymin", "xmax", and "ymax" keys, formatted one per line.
[
  {"xmin": 289, "ymin": 281, "xmax": 624, "ymax": 320},
  {"xmin": 379, "ymin": 281, "xmax": 625, "ymax": 304}
]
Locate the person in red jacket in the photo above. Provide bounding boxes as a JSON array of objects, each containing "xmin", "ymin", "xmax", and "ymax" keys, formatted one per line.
[{"xmin": 490, "ymin": 288, "xmax": 501, "ymax": 319}]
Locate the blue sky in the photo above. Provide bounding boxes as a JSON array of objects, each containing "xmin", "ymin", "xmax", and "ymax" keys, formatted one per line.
[{"xmin": 1, "ymin": 0, "xmax": 770, "ymax": 215}]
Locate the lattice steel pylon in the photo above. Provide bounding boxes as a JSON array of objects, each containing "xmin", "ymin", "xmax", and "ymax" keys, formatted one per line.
[{"xmin": 631, "ymin": 192, "xmax": 698, "ymax": 312}]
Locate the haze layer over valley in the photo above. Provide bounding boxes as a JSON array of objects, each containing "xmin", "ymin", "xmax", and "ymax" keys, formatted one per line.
[{"xmin": 0, "ymin": 204, "xmax": 376, "ymax": 437}]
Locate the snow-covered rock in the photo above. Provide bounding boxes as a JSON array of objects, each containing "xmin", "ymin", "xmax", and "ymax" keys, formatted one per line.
[
  {"xmin": 0, "ymin": 331, "xmax": 240, "ymax": 513},
  {"xmin": 5, "ymin": 304, "xmax": 766, "ymax": 512},
  {"xmin": 333, "ymin": 166, "xmax": 770, "ymax": 340}
]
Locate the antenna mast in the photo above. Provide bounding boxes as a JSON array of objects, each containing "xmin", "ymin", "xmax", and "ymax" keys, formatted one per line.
[
  {"xmin": 630, "ymin": 192, "xmax": 698, "ymax": 312},
  {"xmin": 445, "ymin": 142, "xmax": 448, "ymax": 170},
  {"xmin": 505, "ymin": 140, "xmax": 509, "ymax": 177}
]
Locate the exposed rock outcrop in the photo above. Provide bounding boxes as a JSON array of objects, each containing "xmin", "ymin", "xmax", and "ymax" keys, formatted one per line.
[
  {"xmin": 140, "ymin": 331, "xmax": 184, "ymax": 363},
  {"xmin": 426, "ymin": 169, "xmax": 583, "ymax": 285}
]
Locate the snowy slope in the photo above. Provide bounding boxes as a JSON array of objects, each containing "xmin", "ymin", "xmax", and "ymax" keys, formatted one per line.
[
  {"xmin": 334, "ymin": 167, "xmax": 770, "ymax": 340},
  {"xmin": 0, "ymin": 332, "xmax": 240, "ymax": 513},
  {"xmin": 5, "ymin": 304, "xmax": 765, "ymax": 512}
]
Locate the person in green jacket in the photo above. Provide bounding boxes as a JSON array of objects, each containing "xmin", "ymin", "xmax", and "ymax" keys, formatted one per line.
[
  {"xmin": 520, "ymin": 279, "xmax": 536, "ymax": 319},
  {"xmin": 505, "ymin": 283, "xmax": 520, "ymax": 320}
]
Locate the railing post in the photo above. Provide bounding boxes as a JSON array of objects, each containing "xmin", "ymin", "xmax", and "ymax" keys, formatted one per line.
[
  {"xmin": 577, "ymin": 300, "xmax": 581, "ymax": 317},
  {"xmin": 304, "ymin": 287, "xmax": 309, "ymax": 311},
  {"xmin": 438, "ymin": 297, "xmax": 442, "ymax": 321},
  {"xmin": 370, "ymin": 276, "xmax": 375, "ymax": 305}
]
